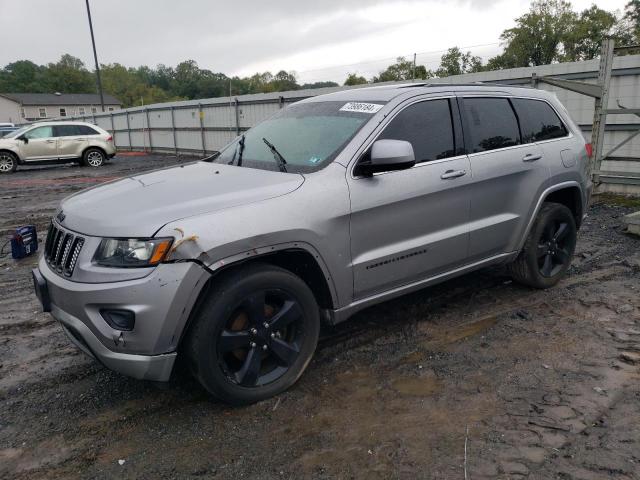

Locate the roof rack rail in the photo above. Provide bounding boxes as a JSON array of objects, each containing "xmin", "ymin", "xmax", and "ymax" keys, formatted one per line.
[{"xmin": 396, "ymin": 81, "xmax": 532, "ymax": 89}]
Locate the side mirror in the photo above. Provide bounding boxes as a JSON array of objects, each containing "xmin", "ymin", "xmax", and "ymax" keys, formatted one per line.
[
  {"xmin": 18, "ymin": 136, "xmax": 28, "ymax": 144},
  {"xmin": 358, "ymin": 139, "xmax": 415, "ymax": 176},
  {"xmin": 358, "ymin": 140, "xmax": 416, "ymax": 176}
]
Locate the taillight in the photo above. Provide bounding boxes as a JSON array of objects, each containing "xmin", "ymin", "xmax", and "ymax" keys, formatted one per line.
[
  {"xmin": 106, "ymin": 135, "xmax": 113, "ymax": 141},
  {"xmin": 585, "ymin": 143, "xmax": 593, "ymax": 158}
]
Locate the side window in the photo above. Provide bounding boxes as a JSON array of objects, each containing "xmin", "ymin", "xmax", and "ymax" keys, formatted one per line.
[
  {"xmin": 77, "ymin": 125, "xmax": 99, "ymax": 135},
  {"xmin": 463, "ymin": 98, "xmax": 520, "ymax": 153},
  {"xmin": 512, "ymin": 98, "xmax": 568, "ymax": 143},
  {"xmin": 54, "ymin": 125, "xmax": 82, "ymax": 137},
  {"xmin": 24, "ymin": 126, "xmax": 54, "ymax": 139},
  {"xmin": 378, "ymin": 99, "xmax": 456, "ymax": 163}
]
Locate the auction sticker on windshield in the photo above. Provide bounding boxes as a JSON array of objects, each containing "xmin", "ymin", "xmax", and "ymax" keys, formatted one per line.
[{"xmin": 339, "ymin": 102, "xmax": 384, "ymax": 114}]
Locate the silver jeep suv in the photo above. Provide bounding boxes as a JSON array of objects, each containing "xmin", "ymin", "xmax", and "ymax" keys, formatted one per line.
[
  {"xmin": 0, "ymin": 121, "xmax": 116, "ymax": 173},
  {"xmin": 33, "ymin": 84, "xmax": 591, "ymax": 404}
]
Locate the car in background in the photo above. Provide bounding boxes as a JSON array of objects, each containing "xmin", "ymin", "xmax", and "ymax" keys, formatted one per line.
[
  {"xmin": 0, "ymin": 123, "xmax": 19, "ymax": 138},
  {"xmin": 0, "ymin": 121, "xmax": 116, "ymax": 174}
]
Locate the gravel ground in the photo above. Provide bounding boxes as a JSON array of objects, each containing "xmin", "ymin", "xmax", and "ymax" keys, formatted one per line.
[{"xmin": 1, "ymin": 155, "xmax": 639, "ymax": 480}]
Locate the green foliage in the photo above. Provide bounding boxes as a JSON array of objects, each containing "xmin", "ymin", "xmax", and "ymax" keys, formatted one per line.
[
  {"xmin": 300, "ymin": 81, "xmax": 339, "ymax": 89},
  {"xmin": 563, "ymin": 6, "xmax": 618, "ymax": 61},
  {"xmin": 493, "ymin": 0, "xmax": 577, "ymax": 67},
  {"xmin": 344, "ymin": 73, "xmax": 368, "ymax": 86},
  {"xmin": 435, "ymin": 47, "xmax": 484, "ymax": 77},
  {"xmin": 372, "ymin": 57, "xmax": 431, "ymax": 83},
  {"xmin": 624, "ymin": 0, "xmax": 640, "ymax": 42},
  {"xmin": 487, "ymin": 0, "xmax": 633, "ymax": 68}
]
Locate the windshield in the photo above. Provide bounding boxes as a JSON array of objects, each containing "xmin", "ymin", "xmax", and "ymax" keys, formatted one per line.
[
  {"xmin": 212, "ymin": 100, "xmax": 385, "ymax": 173},
  {"xmin": 4, "ymin": 125, "xmax": 32, "ymax": 139}
]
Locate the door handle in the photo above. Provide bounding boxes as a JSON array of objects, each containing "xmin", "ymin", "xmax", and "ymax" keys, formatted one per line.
[
  {"xmin": 45, "ymin": 140, "xmax": 55, "ymax": 143},
  {"xmin": 522, "ymin": 153, "xmax": 542, "ymax": 162},
  {"xmin": 440, "ymin": 169, "xmax": 467, "ymax": 180}
]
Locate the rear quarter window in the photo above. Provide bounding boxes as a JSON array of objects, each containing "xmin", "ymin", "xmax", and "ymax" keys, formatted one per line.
[
  {"xmin": 463, "ymin": 98, "xmax": 520, "ymax": 153},
  {"xmin": 77, "ymin": 125, "xmax": 100, "ymax": 135},
  {"xmin": 511, "ymin": 98, "xmax": 568, "ymax": 142}
]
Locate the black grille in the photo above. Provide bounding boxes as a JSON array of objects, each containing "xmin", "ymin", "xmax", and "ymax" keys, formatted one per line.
[{"xmin": 44, "ymin": 222, "xmax": 84, "ymax": 277}]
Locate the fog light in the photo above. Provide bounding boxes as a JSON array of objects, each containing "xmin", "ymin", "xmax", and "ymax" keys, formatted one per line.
[{"xmin": 100, "ymin": 309, "xmax": 135, "ymax": 331}]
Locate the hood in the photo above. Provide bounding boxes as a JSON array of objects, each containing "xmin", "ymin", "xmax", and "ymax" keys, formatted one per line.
[
  {"xmin": 58, "ymin": 162, "xmax": 304, "ymax": 237},
  {"xmin": 0, "ymin": 137, "xmax": 20, "ymax": 147}
]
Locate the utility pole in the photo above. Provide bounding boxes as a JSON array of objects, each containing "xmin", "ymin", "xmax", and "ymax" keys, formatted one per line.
[
  {"xmin": 85, "ymin": 0, "xmax": 105, "ymax": 112},
  {"xmin": 412, "ymin": 53, "xmax": 417, "ymax": 81}
]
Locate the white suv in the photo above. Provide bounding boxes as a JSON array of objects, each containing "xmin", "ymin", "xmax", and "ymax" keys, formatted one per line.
[{"xmin": 0, "ymin": 121, "xmax": 116, "ymax": 173}]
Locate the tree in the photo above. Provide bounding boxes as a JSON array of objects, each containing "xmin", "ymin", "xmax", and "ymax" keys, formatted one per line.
[
  {"xmin": 0, "ymin": 60, "xmax": 46, "ymax": 92},
  {"xmin": 344, "ymin": 73, "xmax": 367, "ymax": 86},
  {"xmin": 372, "ymin": 57, "xmax": 431, "ymax": 82},
  {"xmin": 435, "ymin": 47, "xmax": 484, "ymax": 77},
  {"xmin": 45, "ymin": 54, "xmax": 95, "ymax": 93},
  {"xmin": 301, "ymin": 81, "xmax": 339, "ymax": 89},
  {"xmin": 489, "ymin": 0, "xmax": 577, "ymax": 68},
  {"xmin": 271, "ymin": 70, "xmax": 299, "ymax": 91},
  {"xmin": 487, "ymin": 0, "xmax": 631, "ymax": 69},
  {"xmin": 624, "ymin": 0, "xmax": 640, "ymax": 42},
  {"xmin": 100, "ymin": 63, "xmax": 181, "ymax": 107},
  {"xmin": 563, "ymin": 6, "xmax": 618, "ymax": 61}
]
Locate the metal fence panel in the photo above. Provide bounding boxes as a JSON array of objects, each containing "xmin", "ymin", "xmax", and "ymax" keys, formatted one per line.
[{"xmin": 54, "ymin": 54, "xmax": 640, "ymax": 191}]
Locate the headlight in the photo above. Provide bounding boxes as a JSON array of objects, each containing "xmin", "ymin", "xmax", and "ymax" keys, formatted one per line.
[{"xmin": 94, "ymin": 238, "xmax": 173, "ymax": 267}]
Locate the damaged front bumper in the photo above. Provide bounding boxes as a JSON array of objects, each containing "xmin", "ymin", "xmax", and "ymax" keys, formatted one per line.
[{"xmin": 33, "ymin": 256, "xmax": 208, "ymax": 381}]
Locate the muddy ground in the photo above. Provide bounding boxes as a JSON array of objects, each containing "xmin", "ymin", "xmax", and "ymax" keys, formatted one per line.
[{"xmin": 1, "ymin": 155, "xmax": 639, "ymax": 480}]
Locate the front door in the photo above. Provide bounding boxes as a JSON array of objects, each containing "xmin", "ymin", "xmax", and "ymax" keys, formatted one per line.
[
  {"xmin": 348, "ymin": 98, "xmax": 472, "ymax": 299},
  {"xmin": 20, "ymin": 125, "xmax": 57, "ymax": 161}
]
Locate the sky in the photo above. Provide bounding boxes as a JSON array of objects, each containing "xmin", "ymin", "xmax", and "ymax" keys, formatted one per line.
[{"xmin": 0, "ymin": 0, "xmax": 630, "ymax": 84}]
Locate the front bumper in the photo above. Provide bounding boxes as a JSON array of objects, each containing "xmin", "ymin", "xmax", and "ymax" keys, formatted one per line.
[{"xmin": 33, "ymin": 256, "xmax": 208, "ymax": 381}]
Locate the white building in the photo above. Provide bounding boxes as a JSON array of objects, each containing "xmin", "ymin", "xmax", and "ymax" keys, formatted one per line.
[{"xmin": 0, "ymin": 93, "xmax": 121, "ymax": 123}]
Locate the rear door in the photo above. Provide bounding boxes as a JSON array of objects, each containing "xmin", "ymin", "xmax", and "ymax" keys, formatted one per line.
[
  {"xmin": 460, "ymin": 96, "xmax": 548, "ymax": 261},
  {"xmin": 20, "ymin": 125, "xmax": 57, "ymax": 161},
  {"xmin": 347, "ymin": 97, "xmax": 472, "ymax": 299},
  {"xmin": 54, "ymin": 125, "xmax": 88, "ymax": 159}
]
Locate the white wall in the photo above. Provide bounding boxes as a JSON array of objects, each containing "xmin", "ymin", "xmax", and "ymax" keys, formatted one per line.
[{"xmin": 0, "ymin": 96, "xmax": 22, "ymax": 123}]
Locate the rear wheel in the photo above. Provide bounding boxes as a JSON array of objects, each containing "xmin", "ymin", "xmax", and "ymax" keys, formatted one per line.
[
  {"xmin": 508, "ymin": 202, "xmax": 577, "ymax": 289},
  {"xmin": 82, "ymin": 148, "xmax": 105, "ymax": 168},
  {"xmin": 186, "ymin": 264, "xmax": 320, "ymax": 405},
  {"xmin": 0, "ymin": 151, "xmax": 17, "ymax": 174}
]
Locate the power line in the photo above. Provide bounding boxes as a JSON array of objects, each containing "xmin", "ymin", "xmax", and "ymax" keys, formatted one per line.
[{"xmin": 294, "ymin": 41, "xmax": 501, "ymax": 76}]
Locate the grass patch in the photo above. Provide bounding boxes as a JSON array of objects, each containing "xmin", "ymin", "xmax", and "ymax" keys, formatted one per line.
[{"xmin": 594, "ymin": 193, "xmax": 640, "ymax": 208}]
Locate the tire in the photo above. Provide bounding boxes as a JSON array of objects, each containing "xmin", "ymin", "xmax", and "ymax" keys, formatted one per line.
[
  {"xmin": 82, "ymin": 148, "xmax": 105, "ymax": 168},
  {"xmin": 185, "ymin": 263, "xmax": 320, "ymax": 405},
  {"xmin": 508, "ymin": 202, "xmax": 577, "ymax": 289},
  {"xmin": 0, "ymin": 151, "xmax": 17, "ymax": 174}
]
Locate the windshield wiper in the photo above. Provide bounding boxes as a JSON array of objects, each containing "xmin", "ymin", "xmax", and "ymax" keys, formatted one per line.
[
  {"xmin": 227, "ymin": 134, "xmax": 246, "ymax": 166},
  {"xmin": 262, "ymin": 137, "xmax": 287, "ymax": 172}
]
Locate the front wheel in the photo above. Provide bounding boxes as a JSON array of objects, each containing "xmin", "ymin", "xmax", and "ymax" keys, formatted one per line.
[
  {"xmin": 185, "ymin": 264, "xmax": 320, "ymax": 405},
  {"xmin": 82, "ymin": 148, "xmax": 105, "ymax": 168},
  {"xmin": 508, "ymin": 202, "xmax": 577, "ymax": 289},
  {"xmin": 0, "ymin": 151, "xmax": 18, "ymax": 174}
]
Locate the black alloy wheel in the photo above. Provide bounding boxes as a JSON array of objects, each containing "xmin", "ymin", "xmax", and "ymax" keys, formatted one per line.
[
  {"xmin": 186, "ymin": 263, "xmax": 320, "ymax": 405},
  {"xmin": 218, "ymin": 289, "xmax": 304, "ymax": 387},
  {"xmin": 537, "ymin": 219, "xmax": 572, "ymax": 278},
  {"xmin": 508, "ymin": 202, "xmax": 577, "ymax": 289}
]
